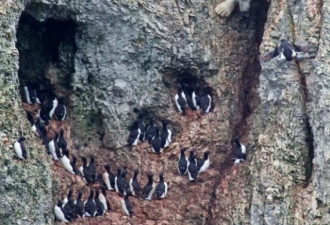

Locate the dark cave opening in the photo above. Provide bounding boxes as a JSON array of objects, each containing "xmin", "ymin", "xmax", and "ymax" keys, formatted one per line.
[{"xmin": 16, "ymin": 12, "xmax": 77, "ymax": 103}]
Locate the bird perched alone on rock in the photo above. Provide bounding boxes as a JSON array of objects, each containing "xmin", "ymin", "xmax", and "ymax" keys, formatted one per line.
[
  {"xmin": 155, "ymin": 173, "xmax": 168, "ymax": 199},
  {"xmin": 130, "ymin": 169, "xmax": 141, "ymax": 197},
  {"xmin": 127, "ymin": 120, "xmax": 141, "ymax": 147},
  {"xmin": 233, "ymin": 136, "xmax": 246, "ymax": 164},
  {"xmin": 161, "ymin": 120, "xmax": 172, "ymax": 148},
  {"xmin": 178, "ymin": 147, "xmax": 189, "ymax": 175},
  {"xmin": 55, "ymin": 97, "xmax": 66, "ymax": 121},
  {"xmin": 14, "ymin": 137, "xmax": 27, "ymax": 160},
  {"xmin": 84, "ymin": 189, "xmax": 97, "ymax": 217},
  {"xmin": 174, "ymin": 83, "xmax": 187, "ymax": 115},
  {"xmin": 260, "ymin": 39, "xmax": 313, "ymax": 62},
  {"xmin": 145, "ymin": 118, "xmax": 157, "ymax": 143},
  {"xmin": 142, "ymin": 173, "xmax": 155, "ymax": 201},
  {"xmin": 151, "ymin": 127, "xmax": 163, "ymax": 154},
  {"xmin": 197, "ymin": 151, "xmax": 210, "ymax": 173},
  {"xmin": 187, "ymin": 150, "xmax": 198, "ymax": 181},
  {"xmin": 122, "ymin": 192, "xmax": 133, "ymax": 216},
  {"xmin": 199, "ymin": 84, "xmax": 212, "ymax": 114}
]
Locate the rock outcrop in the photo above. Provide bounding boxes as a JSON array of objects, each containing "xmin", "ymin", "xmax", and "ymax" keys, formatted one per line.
[{"xmin": 0, "ymin": 0, "xmax": 329, "ymax": 224}]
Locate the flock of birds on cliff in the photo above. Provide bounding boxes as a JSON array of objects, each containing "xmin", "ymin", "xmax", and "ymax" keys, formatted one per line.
[
  {"xmin": 14, "ymin": 78, "xmax": 247, "ymax": 223},
  {"xmin": 12, "ymin": 30, "xmax": 308, "ymax": 224}
]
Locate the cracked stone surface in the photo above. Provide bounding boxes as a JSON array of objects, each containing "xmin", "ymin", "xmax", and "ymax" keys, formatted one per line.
[{"xmin": 0, "ymin": 0, "xmax": 329, "ymax": 224}]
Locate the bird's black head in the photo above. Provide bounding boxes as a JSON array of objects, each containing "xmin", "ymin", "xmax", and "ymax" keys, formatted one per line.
[
  {"xmin": 57, "ymin": 200, "xmax": 63, "ymax": 207},
  {"xmin": 134, "ymin": 169, "xmax": 139, "ymax": 176},
  {"xmin": 95, "ymin": 189, "xmax": 99, "ymax": 197},
  {"xmin": 77, "ymin": 190, "xmax": 83, "ymax": 199},
  {"xmin": 18, "ymin": 137, "xmax": 26, "ymax": 142},
  {"xmin": 67, "ymin": 188, "xmax": 73, "ymax": 199},
  {"xmin": 60, "ymin": 128, "xmax": 64, "ymax": 136},
  {"xmin": 162, "ymin": 119, "xmax": 170, "ymax": 126},
  {"xmin": 81, "ymin": 156, "xmax": 87, "ymax": 164},
  {"xmin": 159, "ymin": 173, "xmax": 164, "ymax": 181},
  {"xmin": 147, "ymin": 172, "xmax": 154, "ymax": 181},
  {"xmin": 204, "ymin": 151, "xmax": 210, "ymax": 159},
  {"xmin": 89, "ymin": 189, "xmax": 94, "ymax": 197},
  {"xmin": 117, "ymin": 168, "xmax": 122, "ymax": 175},
  {"xmin": 104, "ymin": 164, "xmax": 110, "ymax": 172},
  {"xmin": 90, "ymin": 154, "xmax": 95, "ymax": 162},
  {"xmin": 181, "ymin": 147, "xmax": 188, "ymax": 154}
]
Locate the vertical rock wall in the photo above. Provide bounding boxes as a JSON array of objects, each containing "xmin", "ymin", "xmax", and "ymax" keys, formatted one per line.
[{"xmin": 0, "ymin": 0, "xmax": 329, "ymax": 224}]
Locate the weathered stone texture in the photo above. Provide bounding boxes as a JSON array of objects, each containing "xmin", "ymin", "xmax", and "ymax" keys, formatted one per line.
[{"xmin": 0, "ymin": 0, "xmax": 330, "ymax": 224}]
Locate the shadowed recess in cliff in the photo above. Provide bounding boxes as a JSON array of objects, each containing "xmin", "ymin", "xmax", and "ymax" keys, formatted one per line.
[
  {"xmin": 206, "ymin": 1, "xmax": 270, "ymax": 224},
  {"xmin": 16, "ymin": 11, "xmax": 77, "ymax": 101}
]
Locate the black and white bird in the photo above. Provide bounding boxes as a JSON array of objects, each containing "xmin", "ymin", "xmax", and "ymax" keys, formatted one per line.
[
  {"xmin": 151, "ymin": 127, "xmax": 163, "ymax": 154},
  {"xmin": 161, "ymin": 120, "xmax": 172, "ymax": 148},
  {"xmin": 121, "ymin": 168, "xmax": 131, "ymax": 196},
  {"xmin": 183, "ymin": 83, "xmax": 197, "ymax": 110},
  {"xmin": 197, "ymin": 151, "xmax": 210, "ymax": 173},
  {"xmin": 62, "ymin": 189, "xmax": 77, "ymax": 220},
  {"xmin": 84, "ymin": 189, "xmax": 97, "ymax": 217},
  {"xmin": 57, "ymin": 128, "xmax": 67, "ymax": 151},
  {"xmin": 26, "ymin": 111, "xmax": 37, "ymax": 133},
  {"xmin": 94, "ymin": 189, "xmax": 105, "ymax": 216},
  {"xmin": 87, "ymin": 155, "xmax": 97, "ymax": 184},
  {"xmin": 48, "ymin": 97, "xmax": 58, "ymax": 119},
  {"xmin": 199, "ymin": 84, "xmax": 212, "ymax": 114},
  {"xmin": 187, "ymin": 150, "xmax": 198, "ymax": 181},
  {"xmin": 127, "ymin": 120, "xmax": 141, "ymax": 146},
  {"xmin": 174, "ymin": 83, "xmax": 187, "ymax": 115},
  {"xmin": 155, "ymin": 173, "xmax": 168, "ymax": 199},
  {"xmin": 62, "ymin": 188, "xmax": 73, "ymax": 206},
  {"xmin": 233, "ymin": 137, "xmax": 247, "ymax": 164},
  {"xmin": 145, "ymin": 118, "xmax": 157, "ymax": 143},
  {"xmin": 61, "ymin": 148, "xmax": 74, "ymax": 174},
  {"xmin": 192, "ymin": 83, "xmax": 200, "ymax": 110},
  {"xmin": 142, "ymin": 173, "xmax": 154, "ymax": 201},
  {"xmin": 114, "ymin": 168, "xmax": 125, "ymax": 196},
  {"xmin": 122, "ymin": 193, "xmax": 133, "ymax": 217},
  {"xmin": 14, "ymin": 137, "xmax": 27, "ymax": 159},
  {"xmin": 99, "ymin": 186, "xmax": 111, "ymax": 212},
  {"xmin": 178, "ymin": 147, "xmax": 189, "ymax": 175},
  {"xmin": 29, "ymin": 88, "xmax": 41, "ymax": 104},
  {"xmin": 129, "ymin": 169, "xmax": 141, "ymax": 197},
  {"xmin": 79, "ymin": 156, "xmax": 88, "ymax": 177},
  {"xmin": 55, "ymin": 97, "xmax": 66, "ymax": 121},
  {"xmin": 138, "ymin": 119, "xmax": 146, "ymax": 141},
  {"xmin": 36, "ymin": 118, "xmax": 47, "ymax": 140},
  {"xmin": 260, "ymin": 39, "xmax": 313, "ymax": 63},
  {"xmin": 278, "ymin": 39, "xmax": 297, "ymax": 61},
  {"xmin": 70, "ymin": 155, "xmax": 81, "ymax": 176},
  {"xmin": 75, "ymin": 190, "xmax": 84, "ymax": 217},
  {"xmin": 54, "ymin": 200, "xmax": 71, "ymax": 222},
  {"xmin": 23, "ymin": 86, "xmax": 32, "ymax": 104},
  {"xmin": 103, "ymin": 164, "xmax": 115, "ymax": 191},
  {"xmin": 47, "ymin": 133, "xmax": 59, "ymax": 160}
]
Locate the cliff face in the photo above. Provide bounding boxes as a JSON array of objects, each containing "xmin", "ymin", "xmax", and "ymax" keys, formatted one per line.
[{"xmin": 0, "ymin": 0, "xmax": 329, "ymax": 224}]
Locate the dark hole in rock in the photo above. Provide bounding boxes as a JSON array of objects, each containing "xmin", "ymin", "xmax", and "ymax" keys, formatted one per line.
[{"xmin": 16, "ymin": 12, "xmax": 77, "ymax": 103}]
